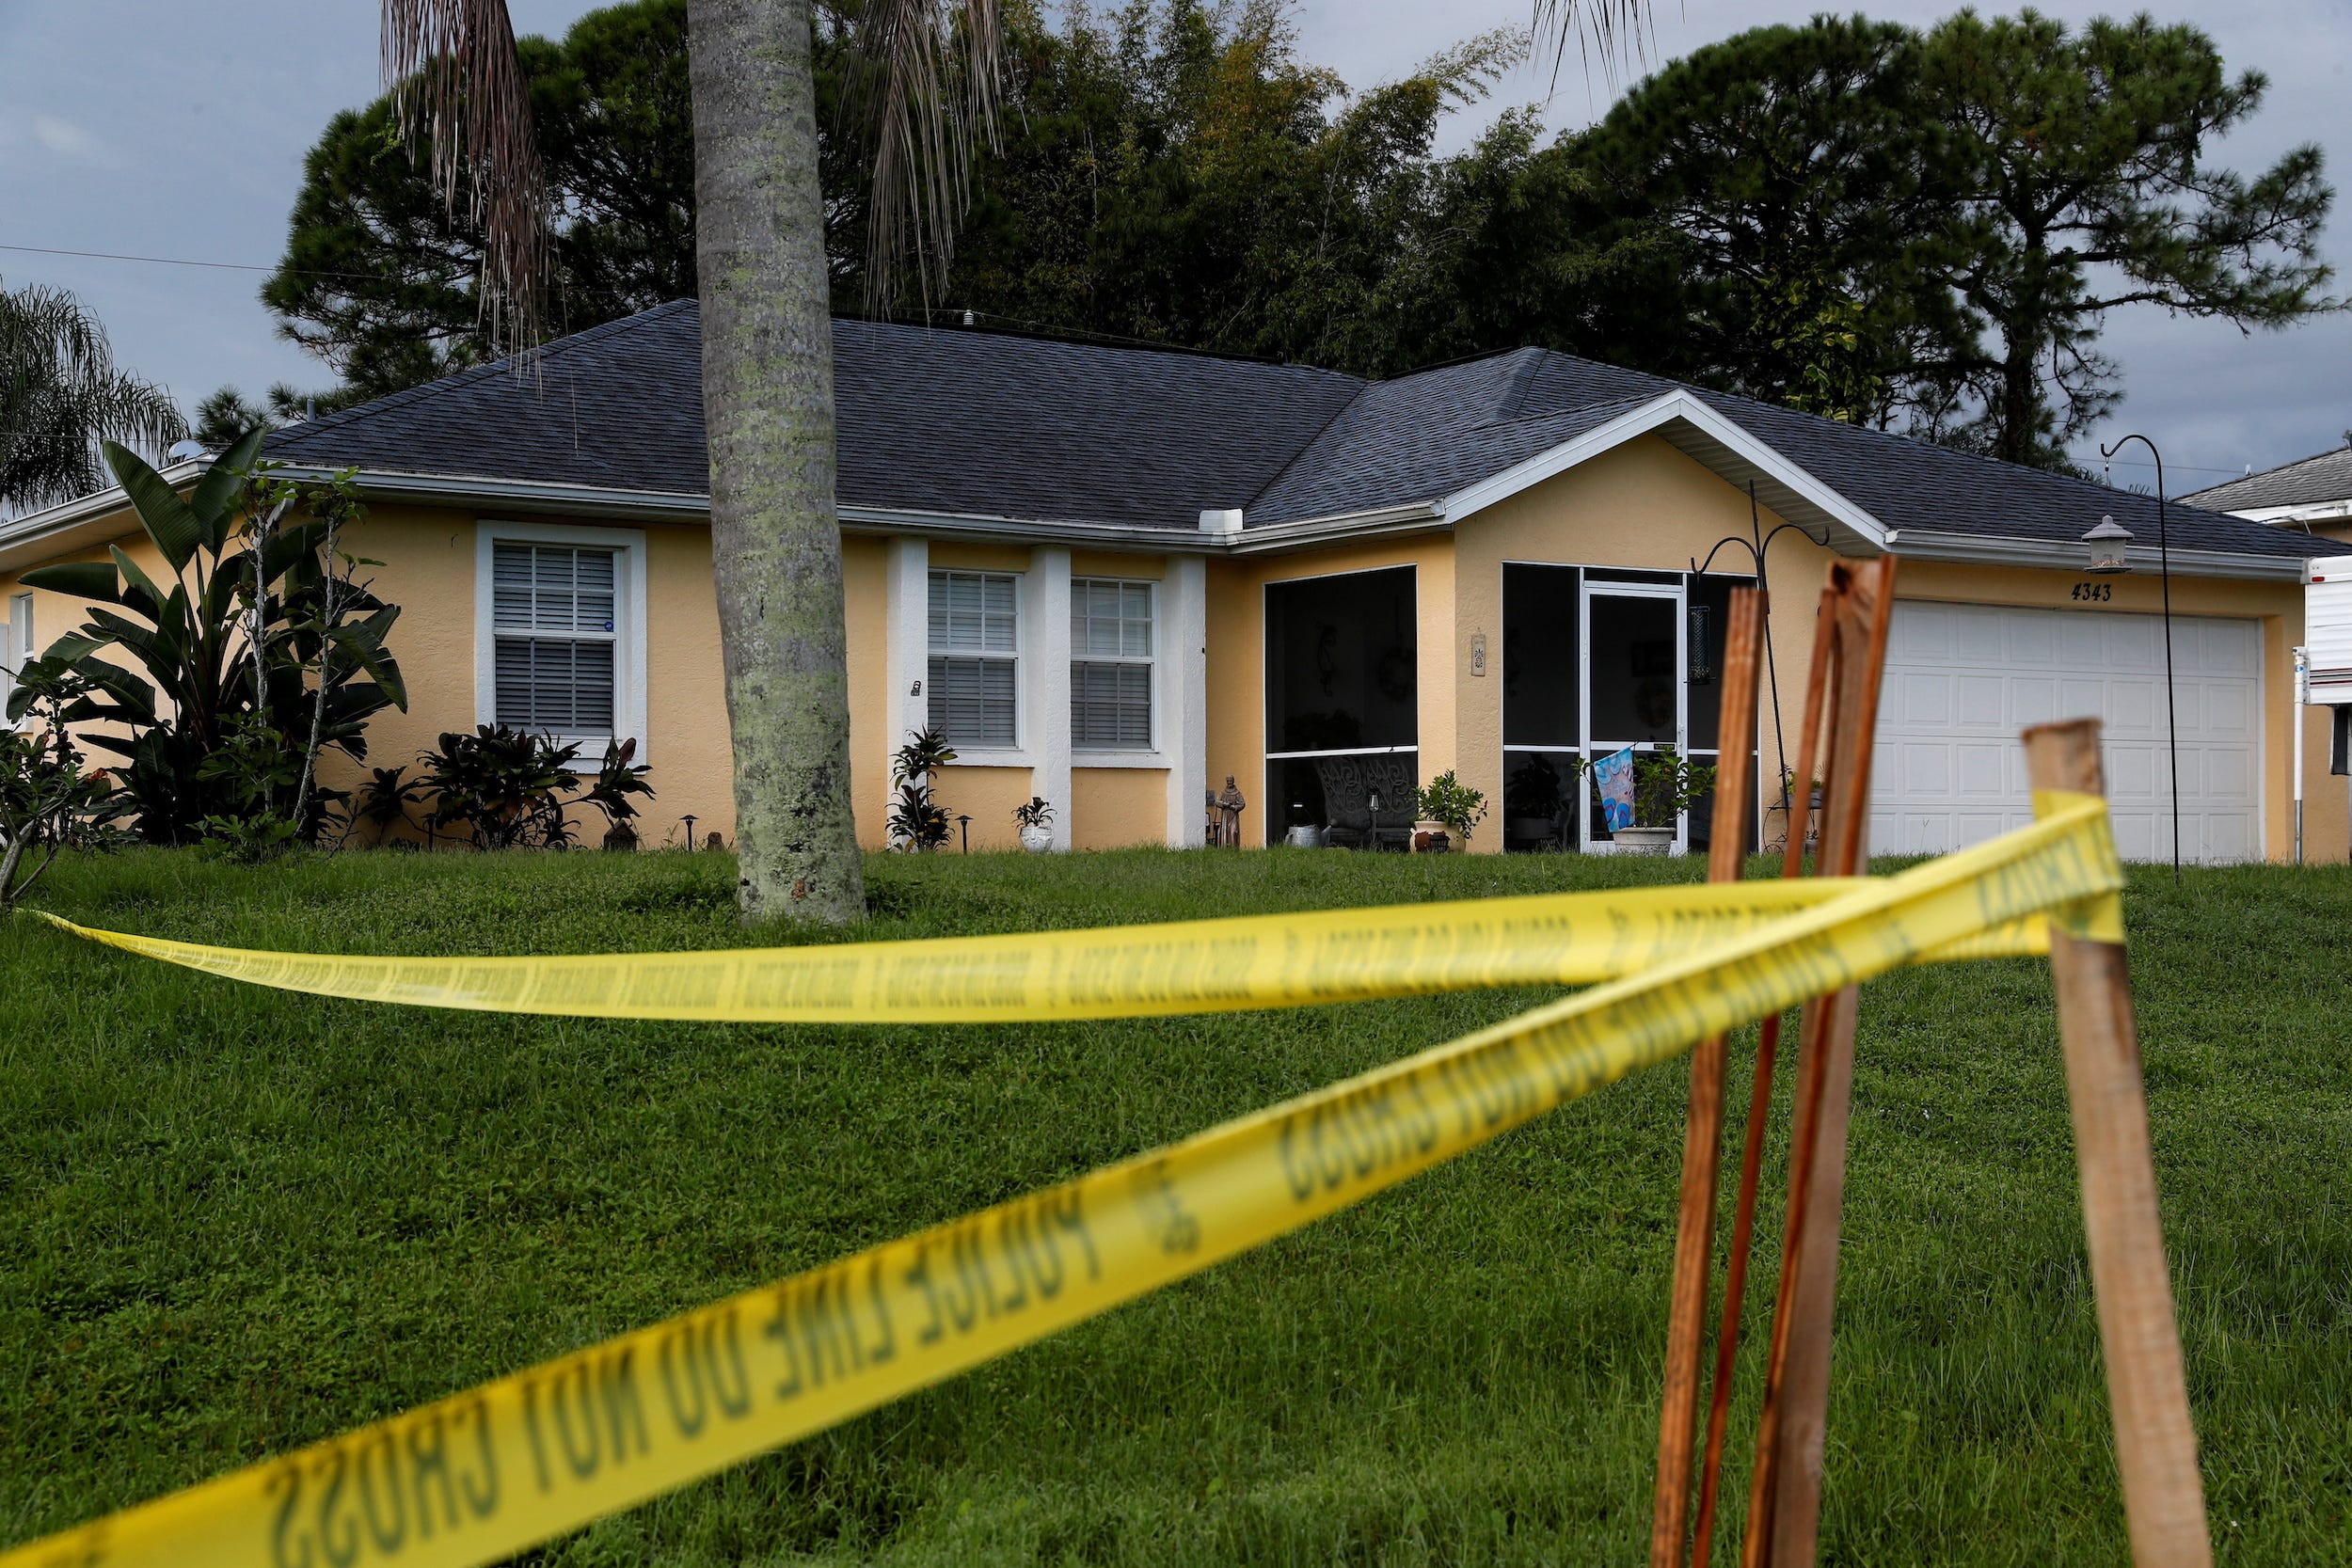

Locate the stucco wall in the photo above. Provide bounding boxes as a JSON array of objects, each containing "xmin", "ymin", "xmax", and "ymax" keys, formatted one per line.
[
  {"xmin": 1203, "ymin": 534, "xmax": 1456, "ymax": 848},
  {"xmin": 1450, "ymin": 435, "xmax": 1837, "ymax": 852},
  {"xmin": 8, "ymin": 475, "xmax": 2340, "ymax": 865},
  {"xmin": 1072, "ymin": 767, "xmax": 1169, "ymax": 849},
  {"xmin": 928, "ymin": 764, "xmax": 1033, "ymax": 851}
]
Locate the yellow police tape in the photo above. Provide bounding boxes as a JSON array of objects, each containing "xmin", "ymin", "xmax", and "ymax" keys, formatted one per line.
[
  {"xmin": 28, "ymin": 867, "xmax": 2113, "ymax": 1029},
  {"xmin": 4, "ymin": 793, "xmax": 2122, "ymax": 1568}
]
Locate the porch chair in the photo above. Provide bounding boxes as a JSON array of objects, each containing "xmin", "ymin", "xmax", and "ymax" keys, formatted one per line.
[{"xmin": 1312, "ymin": 753, "xmax": 1418, "ymax": 850}]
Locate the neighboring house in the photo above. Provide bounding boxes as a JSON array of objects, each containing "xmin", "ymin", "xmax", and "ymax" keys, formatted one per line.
[
  {"xmin": 2184, "ymin": 445, "xmax": 2352, "ymax": 546},
  {"xmin": 0, "ymin": 302, "xmax": 2338, "ymax": 863}
]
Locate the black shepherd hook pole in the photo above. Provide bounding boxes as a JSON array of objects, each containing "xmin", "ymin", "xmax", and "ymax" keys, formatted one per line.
[
  {"xmin": 2100, "ymin": 432, "xmax": 2181, "ymax": 885},
  {"xmin": 1694, "ymin": 483, "xmax": 1831, "ymax": 843}
]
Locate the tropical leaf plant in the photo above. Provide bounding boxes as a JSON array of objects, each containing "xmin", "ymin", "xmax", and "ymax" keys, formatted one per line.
[
  {"xmin": 355, "ymin": 765, "xmax": 432, "ymax": 844},
  {"xmin": 0, "ymin": 663, "xmax": 121, "ymax": 908},
  {"xmin": 419, "ymin": 724, "xmax": 584, "ymax": 850},
  {"xmin": 8, "ymin": 433, "xmax": 408, "ymax": 844},
  {"xmin": 582, "ymin": 736, "xmax": 656, "ymax": 848}
]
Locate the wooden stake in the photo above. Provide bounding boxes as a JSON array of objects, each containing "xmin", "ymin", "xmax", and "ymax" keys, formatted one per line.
[
  {"xmin": 1649, "ymin": 588, "xmax": 1766, "ymax": 1567},
  {"xmin": 1747, "ymin": 558, "xmax": 1898, "ymax": 1567},
  {"xmin": 1690, "ymin": 586, "xmax": 1836, "ymax": 1567},
  {"xmin": 2023, "ymin": 720, "xmax": 2213, "ymax": 1568}
]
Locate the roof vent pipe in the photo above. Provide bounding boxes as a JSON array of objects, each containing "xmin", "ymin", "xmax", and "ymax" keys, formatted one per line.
[{"xmin": 1199, "ymin": 508, "xmax": 1244, "ymax": 535}]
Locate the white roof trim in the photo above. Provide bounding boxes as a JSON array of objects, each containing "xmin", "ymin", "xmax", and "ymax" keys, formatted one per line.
[
  {"xmin": 1883, "ymin": 528, "xmax": 2308, "ymax": 582},
  {"xmin": 2228, "ymin": 499, "xmax": 2352, "ymax": 526},
  {"xmin": 0, "ymin": 457, "xmax": 209, "ymax": 551},
  {"xmin": 1435, "ymin": 390, "xmax": 1891, "ymax": 551}
]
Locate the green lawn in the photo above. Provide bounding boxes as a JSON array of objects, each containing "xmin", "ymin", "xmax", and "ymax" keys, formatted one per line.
[{"xmin": 2, "ymin": 846, "xmax": 2346, "ymax": 1565}]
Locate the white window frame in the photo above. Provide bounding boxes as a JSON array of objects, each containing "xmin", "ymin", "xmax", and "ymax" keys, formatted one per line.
[
  {"xmin": 4, "ymin": 592, "xmax": 31, "ymax": 725},
  {"xmin": 1070, "ymin": 577, "xmax": 1157, "ymax": 756},
  {"xmin": 473, "ymin": 521, "xmax": 648, "ymax": 757},
  {"xmin": 927, "ymin": 567, "xmax": 1024, "ymax": 756}
]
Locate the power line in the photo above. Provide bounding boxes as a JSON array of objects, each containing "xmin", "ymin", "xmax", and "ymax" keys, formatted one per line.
[{"xmin": 0, "ymin": 241, "xmax": 434, "ymax": 287}]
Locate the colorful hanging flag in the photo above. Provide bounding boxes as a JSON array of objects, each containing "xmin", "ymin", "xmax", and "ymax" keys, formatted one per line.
[{"xmin": 1595, "ymin": 746, "xmax": 1636, "ymax": 831}]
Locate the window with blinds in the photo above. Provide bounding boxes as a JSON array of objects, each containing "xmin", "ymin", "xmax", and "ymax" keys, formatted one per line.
[
  {"xmin": 492, "ymin": 543, "xmax": 617, "ymax": 733},
  {"xmin": 928, "ymin": 570, "xmax": 1018, "ymax": 747},
  {"xmin": 1071, "ymin": 578, "xmax": 1152, "ymax": 750}
]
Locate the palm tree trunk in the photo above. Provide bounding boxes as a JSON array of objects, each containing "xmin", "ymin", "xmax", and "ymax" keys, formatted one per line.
[{"xmin": 687, "ymin": 0, "xmax": 866, "ymax": 926}]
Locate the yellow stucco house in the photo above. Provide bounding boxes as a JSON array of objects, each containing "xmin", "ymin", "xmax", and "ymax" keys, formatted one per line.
[{"xmin": 1, "ymin": 302, "xmax": 2337, "ymax": 862}]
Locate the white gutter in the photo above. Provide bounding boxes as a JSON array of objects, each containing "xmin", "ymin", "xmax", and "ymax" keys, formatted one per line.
[
  {"xmin": 1224, "ymin": 501, "xmax": 1446, "ymax": 553},
  {"xmin": 0, "ymin": 457, "xmax": 211, "ymax": 561},
  {"xmin": 2227, "ymin": 499, "xmax": 2352, "ymax": 527},
  {"xmin": 1882, "ymin": 528, "xmax": 2309, "ymax": 581},
  {"xmin": 2, "ymin": 460, "xmax": 2312, "ymax": 584}
]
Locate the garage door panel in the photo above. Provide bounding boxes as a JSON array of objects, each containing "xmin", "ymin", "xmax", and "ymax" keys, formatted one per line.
[
  {"xmin": 2060, "ymin": 619, "xmax": 2106, "ymax": 665},
  {"xmin": 1955, "ymin": 742, "xmax": 2005, "ymax": 796},
  {"xmin": 1896, "ymin": 672, "xmax": 1950, "ymax": 728},
  {"xmin": 2108, "ymin": 617, "xmax": 2160, "ymax": 669},
  {"xmin": 2195, "ymin": 621, "xmax": 2260, "ymax": 677},
  {"xmin": 1873, "ymin": 601, "xmax": 2261, "ymax": 863},
  {"xmin": 2108, "ymin": 680, "xmax": 2155, "ymax": 734},
  {"xmin": 1954, "ymin": 674, "xmax": 2005, "ymax": 728},
  {"xmin": 2202, "ymin": 746, "xmax": 2254, "ymax": 800},
  {"xmin": 1893, "ymin": 603, "xmax": 1951, "ymax": 660},
  {"xmin": 2008, "ymin": 615, "xmax": 2058, "ymax": 664},
  {"xmin": 2106, "ymin": 743, "xmax": 2158, "ymax": 803},
  {"xmin": 2060, "ymin": 676, "xmax": 2106, "ymax": 719},
  {"xmin": 1951, "ymin": 609, "xmax": 2002, "ymax": 662},
  {"xmin": 2110, "ymin": 810, "xmax": 2160, "ymax": 862},
  {"xmin": 1901, "ymin": 742, "xmax": 1950, "ymax": 795},
  {"xmin": 2201, "ymin": 683, "xmax": 2255, "ymax": 740},
  {"xmin": 2204, "ymin": 813, "xmax": 2254, "ymax": 862},
  {"xmin": 2010, "ymin": 676, "xmax": 2059, "ymax": 728}
]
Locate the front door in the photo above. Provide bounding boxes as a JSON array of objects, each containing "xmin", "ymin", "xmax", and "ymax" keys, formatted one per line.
[{"xmin": 1581, "ymin": 579, "xmax": 1688, "ymax": 851}]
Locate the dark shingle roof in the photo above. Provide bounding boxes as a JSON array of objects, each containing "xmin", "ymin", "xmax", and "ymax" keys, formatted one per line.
[
  {"xmin": 269, "ymin": 304, "xmax": 1362, "ymax": 530},
  {"xmin": 2181, "ymin": 445, "xmax": 2352, "ymax": 512},
  {"xmin": 264, "ymin": 300, "xmax": 2310, "ymax": 561},
  {"xmin": 269, "ymin": 302, "xmax": 710, "ymax": 495},
  {"xmin": 1247, "ymin": 350, "xmax": 1656, "ymax": 522}
]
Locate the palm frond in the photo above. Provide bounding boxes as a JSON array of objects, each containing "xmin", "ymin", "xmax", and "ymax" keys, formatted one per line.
[
  {"xmin": 843, "ymin": 0, "xmax": 1006, "ymax": 314},
  {"xmin": 381, "ymin": 0, "xmax": 547, "ymax": 356},
  {"xmin": 1530, "ymin": 0, "xmax": 1655, "ymax": 86},
  {"xmin": 0, "ymin": 277, "xmax": 185, "ymax": 513}
]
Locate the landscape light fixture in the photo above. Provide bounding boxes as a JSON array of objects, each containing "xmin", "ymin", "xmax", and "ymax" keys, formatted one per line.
[
  {"xmin": 2081, "ymin": 515, "xmax": 2134, "ymax": 575},
  {"xmin": 2096, "ymin": 432, "xmax": 2181, "ymax": 884}
]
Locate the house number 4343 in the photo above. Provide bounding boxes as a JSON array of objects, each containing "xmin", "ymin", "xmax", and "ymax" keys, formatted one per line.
[{"xmin": 2069, "ymin": 582, "xmax": 2113, "ymax": 603}]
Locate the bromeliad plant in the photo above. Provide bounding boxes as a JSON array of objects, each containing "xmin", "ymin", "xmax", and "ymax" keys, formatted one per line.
[
  {"xmin": 6, "ymin": 432, "xmax": 405, "ymax": 845},
  {"xmin": 353, "ymin": 766, "xmax": 431, "ymax": 845},
  {"xmin": 583, "ymin": 737, "xmax": 656, "ymax": 849}
]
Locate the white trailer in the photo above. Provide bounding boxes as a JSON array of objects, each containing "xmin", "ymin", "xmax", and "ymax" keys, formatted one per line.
[{"xmin": 2305, "ymin": 557, "xmax": 2352, "ymax": 862}]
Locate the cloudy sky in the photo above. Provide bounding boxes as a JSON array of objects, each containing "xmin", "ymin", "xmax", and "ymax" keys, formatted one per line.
[{"xmin": 2, "ymin": 0, "xmax": 2346, "ymax": 489}]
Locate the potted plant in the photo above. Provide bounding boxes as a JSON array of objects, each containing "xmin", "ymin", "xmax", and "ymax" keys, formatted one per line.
[
  {"xmin": 1503, "ymin": 754, "xmax": 1581, "ymax": 847},
  {"xmin": 1411, "ymin": 770, "xmax": 1486, "ymax": 853},
  {"xmin": 1013, "ymin": 795, "xmax": 1056, "ymax": 852},
  {"xmin": 1766, "ymin": 768, "xmax": 1826, "ymax": 855},
  {"xmin": 1615, "ymin": 746, "xmax": 1716, "ymax": 855}
]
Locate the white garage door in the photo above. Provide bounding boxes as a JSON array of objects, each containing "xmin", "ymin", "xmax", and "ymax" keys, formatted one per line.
[{"xmin": 1871, "ymin": 601, "xmax": 2262, "ymax": 863}]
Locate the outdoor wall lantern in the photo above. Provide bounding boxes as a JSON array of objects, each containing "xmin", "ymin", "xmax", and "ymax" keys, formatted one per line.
[{"xmin": 2082, "ymin": 515, "xmax": 2135, "ymax": 574}]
